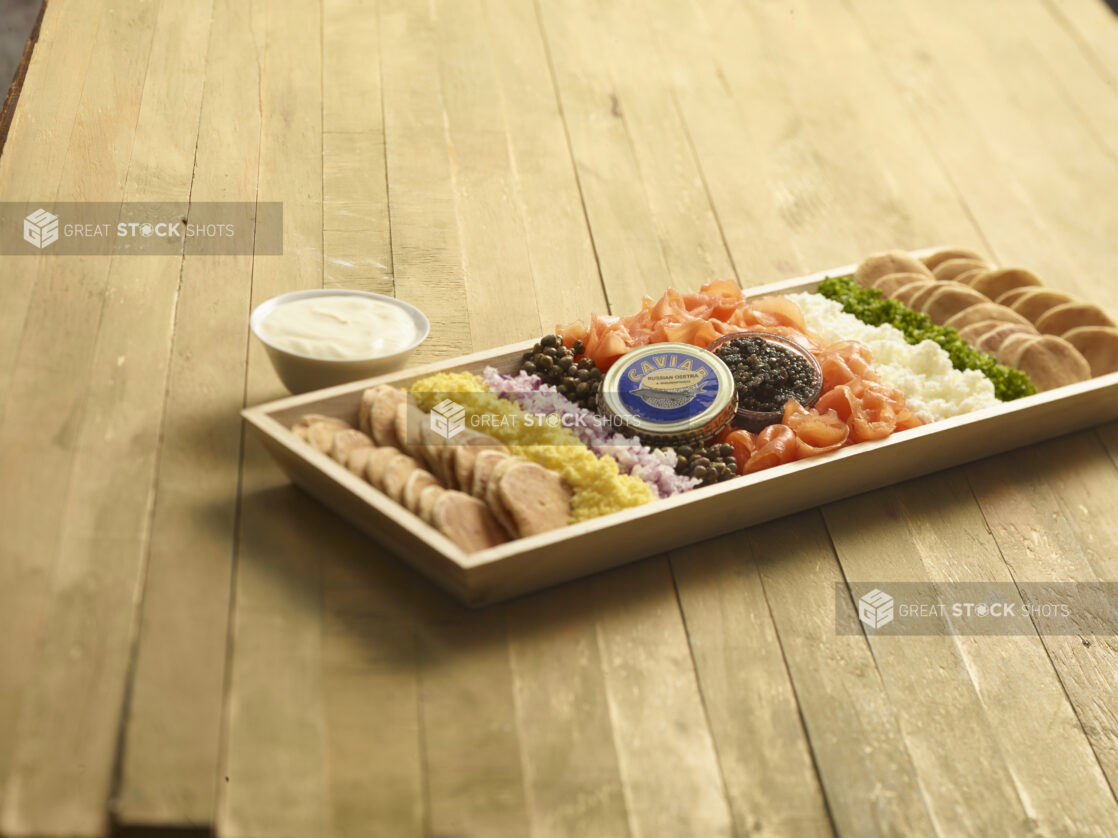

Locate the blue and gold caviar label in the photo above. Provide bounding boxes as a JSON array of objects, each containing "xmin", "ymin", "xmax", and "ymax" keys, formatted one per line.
[{"xmin": 602, "ymin": 343, "xmax": 735, "ymax": 440}]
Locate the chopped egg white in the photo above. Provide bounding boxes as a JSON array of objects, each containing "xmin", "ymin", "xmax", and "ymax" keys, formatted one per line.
[{"xmin": 788, "ymin": 292, "xmax": 1000, "ymax": 422}]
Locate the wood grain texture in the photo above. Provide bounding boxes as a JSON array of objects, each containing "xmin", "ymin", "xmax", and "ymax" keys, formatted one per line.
[
  {"xmin": 217, "ymin": 1, "xmax": 331, "ymax": 835},
  {"xmin": 114, "ymin": 0, "xmax": 261, "ymax": 828},
  {"xmin": 0, "ymin": 2, "xmax": 198, "ymax": 835},
  {"xmin": 824, "ymin": 472, "xmax": 1118, "ymax": 836},
  {"xmin": 753, "ymin": 513, "xmax": 937, "ymax": 836},
  {"xmin": 671, "ymin": 534, "xmax": 833, "ymax": 838},
  {"xmin": 2, "ymin": 0, "xmax": 1118, "ymax": 835},
  {"xmin": 966, "ymin": 434, "xmax": 1118, "ymax": 794}
]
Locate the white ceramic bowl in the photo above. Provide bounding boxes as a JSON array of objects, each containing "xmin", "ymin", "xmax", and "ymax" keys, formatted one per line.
[{"xmin": 250, "ymin": 289, "xmax": 430, "ymax": 394}]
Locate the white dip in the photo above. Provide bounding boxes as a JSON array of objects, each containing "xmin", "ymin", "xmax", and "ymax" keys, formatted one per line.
[
  {"xmin": 787, "ymin": 291, "xmax": 1000, "ymax": 422},
  {"xmin": 260, "ymin": 295, "xmax": 417, "ymax": 360}
]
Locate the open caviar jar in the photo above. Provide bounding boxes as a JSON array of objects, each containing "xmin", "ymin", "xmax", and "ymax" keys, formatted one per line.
[{"xmin": 706, "ymin": 331, "xmax": 823, "ymax": 432}]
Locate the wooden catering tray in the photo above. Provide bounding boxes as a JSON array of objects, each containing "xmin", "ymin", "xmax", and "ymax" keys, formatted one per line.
[{"xmin": 242, "ymin": 258, "xmax": 1118, "ymax": 606}]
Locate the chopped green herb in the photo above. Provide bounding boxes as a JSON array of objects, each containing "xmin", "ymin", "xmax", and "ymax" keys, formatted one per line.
[{"xmin": 816, "ymin": 275, "xmax": 1036, "ymax": 401}]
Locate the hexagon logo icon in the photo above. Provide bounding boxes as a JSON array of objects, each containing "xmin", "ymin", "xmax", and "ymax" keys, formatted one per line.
[
  {"xmin": 24, "ymin": 208, "xmax": 59, "ymax": 249},
  {"xmin": 430, "ymin": 398, "xmax": 465, "ymax": 440},
  {"xmin": 858, "ymin": 588, "xmax": 894, "ymax": 629}
]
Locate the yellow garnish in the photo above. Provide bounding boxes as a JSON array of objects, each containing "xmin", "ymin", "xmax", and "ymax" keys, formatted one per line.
[{"xmin": 409, "ymin": 372, "xmax": 653, "ymax": 521}]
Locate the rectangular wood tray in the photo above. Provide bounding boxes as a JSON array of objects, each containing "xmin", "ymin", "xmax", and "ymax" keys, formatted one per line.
[{"xmin": 242, "ymin": 258, "xmax": 1118, "ymax": 606}]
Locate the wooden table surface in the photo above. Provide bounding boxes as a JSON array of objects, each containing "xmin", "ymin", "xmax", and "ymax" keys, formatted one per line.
[{"xmin": 3, "ymin": 0, "xmax": 1118, "ymax": 836}]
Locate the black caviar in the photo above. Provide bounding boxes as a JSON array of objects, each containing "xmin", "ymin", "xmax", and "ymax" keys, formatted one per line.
[
  {"xmin": 713, "ymin": 336, "xmax": 818, "ymax": 413},
  {"xmin": 519, "ymin": 334, "xmax": 603, "ymax": 410},
  {"xmin": 672, "ymin": 442, "xmax": 737, "ymax": 486}
]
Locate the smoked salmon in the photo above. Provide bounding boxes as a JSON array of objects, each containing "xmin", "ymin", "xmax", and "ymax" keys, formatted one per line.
[{"xmin": 560, "ymin": 282, "xmax": 924, "ymax": 478}]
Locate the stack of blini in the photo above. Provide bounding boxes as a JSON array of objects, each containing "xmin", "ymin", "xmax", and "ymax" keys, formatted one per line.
[
  {"xmin": 854, "ymin": 249, "xmax": 1118, "ymax": 390},
  {"xmin": 290, "ymin": 384, "xmax": 572, "ymax": 553}
]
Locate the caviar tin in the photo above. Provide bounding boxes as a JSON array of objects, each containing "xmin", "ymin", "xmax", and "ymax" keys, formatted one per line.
[
  {"xmin": 598, "ymin": 343, "xmax": 737, "ymax": 446},
  {"xmin": 706, "ymin": 331, "xmax": 823, "ymax": 433}
]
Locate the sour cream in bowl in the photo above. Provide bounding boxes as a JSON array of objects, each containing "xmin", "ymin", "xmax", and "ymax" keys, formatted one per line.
[{"xmin": 250, "ymin": 290, "xmax": 429, "ymax": 393}]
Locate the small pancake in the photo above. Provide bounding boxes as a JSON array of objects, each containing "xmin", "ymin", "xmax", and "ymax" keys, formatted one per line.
[
  {"xmin": 358, "ymin": 388, "xmax": 378, "ymax": 436},
  {"xmin": 954, "ymin": 268, "xmax": 990, "ymax": 288},
  {"xmin": 1035, "ymin": 302, "xmax": 1117, "ymax": 336},
  {"xmin": 1011, "ymin": 336, "xmax": 1091, "ymax": 392},
  {"xmin": 853, "ymin": 251, "xmax": 933, "ymax": 288},
  {"xmin": 922, "ymin": 247, "xmax": 985, "ymax": 271},
  {"xmin": 932, "ymin": 258, "xmax": 987, "ymax": 283},
  {"xmin": 485, "ymin": 456, "xmax": 521, "ymax": 537},
  {"xmin": 417, "ymin": 420, "xmax": 447, "ymax": 477},
  {"xmin": 908, "ymin": 283, "xmax": 942, "ymax": 313},
  {"xmin": 944, "ymin": 303, "xmax": 1035, "ymax": 332},
  {"xmin": 471, "ymin": 450, "xmax": 511, "ymax": 499},
  {"xmin": 439, "ymin": 443, "xmax": 460, "ymax": 490},
  {"xmin": 975, "ymin": 323, "xmax": 1040, "ymax": 355},
  {"xmin": 394, "ymin": 401, "xmax": 429, "ymax": 459},
  {"xmin": 364, "ymin": 447, "xmax": 401, "ymax": 490},
  {"xmin": 346, "ymin": 446, "xmax": 376, "ymax": 478},
  {"xmin": 957, "ymin": 319, "xmax": 1009, "ymax": 346},
  {"xmin": 306, "ymin": 421, "xmax": 342, "ymax": 455},
  {"xmin": 382, "ymin": 453, "xmax": 421, "ymax": 503},
  {"xmin": 432, "ymin": 491, "xmax": 508, "ymax": 553},
  {"xmin": 403, "ymin": 468, "xmax": 441, "ymax": 513},
  {"xmin": 995, "ymin": 332, "xmax": 1040, "ymax": 368},
  {"xmin": 293, "ymin": 414, "xmax": 351, "ymax": 435},
  {"xmin": 370, "ymin": 386, "xmax": 406, "ymax": 447},
  {"xmin": 417, "ymin": 484, "xmax": 447, "ymax": 525},
  {"xmin": 893, "ymin": 280, "xmax": 937, "ymax": 308},
  {"xmin": 922, "ymin": 283, "xmax": 990, "ymax": 325},
  {"xmin": 330, "ymin": 429, "xmax": 373, "ymax": 464},
  {"xmin": 497, "ymin": 461, "xmax": 572, "ymax": 537},
  {"xmin": 454, "ymin": 442, "xmax": 505, "ymax": 491},
  {"xmin": 1008, "ymin": 289, "xmax": 1077, "ymax": 325},
  {"xmin": 871, "ymin": 272, "xmax": 931, "ymax": 298},
  {"xmin": 1061, "ymin": 326, "xmax": 1118, "ymax": 377},
  {"xmin": 970, "ymin": 268, "xmax": 1043, "ymax": 302},
  {"xmin": 994, "ymin": 286, "xmax": 1035, "ymax": 308}
]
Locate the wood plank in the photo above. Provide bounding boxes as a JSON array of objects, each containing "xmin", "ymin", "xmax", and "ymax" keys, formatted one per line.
[
  {"xmin": 966, "ymin": 433, "xmax": 1118, "ymax": 793},
  {"xmin": 505, "ymin": 583, "xmax": 630, "ymax": 838},
  {"xmin": 216, "ymin": 0, "xmax": 332, "ymax": 834},
  {"xmin": 319, "ymin": 542, "xmax": 428, "ymax": 838},
  {"xmin": 323, "ymin": 0, "xmax": 393, "ymax": 295},
  {"xmin": 0, "ymin": 2, "xmax": 174, "ymax": 835},
  {"xmin": 637, "ymin": 0, "xmax": 803, "ymax": 284},
  {"xmin": 591, "ymin": 559, "xmax": 735, "ymax": 838},
  {"xmin": 435, "ymin": 0, "xmax": 543, "ymax": 345},
  {"xmin": 0, "ymin": 0, "xmax": 212, "ymax": 835},
  {"xmin": 533, "ymin": 0, "xmax": 673, "ymax": 311},
  {"xmin": 0, "ymin": 2, "xmax": 107, "ymax": 784},
  {"xmin": 379, "ymin": 0, "xmax": 471, "ymax": 363},
  {"xmin": 1042, "ymin": 0, "xmax": 1118, "ymax": 85},
  {"xmin": 824, "ymin": 471, "xmax": 1118, "ymax": 835},
  {"xmin": 752, "ymin": 512, "xmax": 937, "ymax": 837},
  {"xmin": 670, "ymin": 535, "xmax": 833, "ymax": 838},
  {"xmin": 580, "ymin": 0, "xmax": 737, "ymax": 289},
  {"xmin": 480, "ymin": 0, "xmax": 607, "ymax": 329},
  {"xmin": 983, "ymin": 0, "xmax": 1118, "ymax": 167},
  {"xmin": 113, "ymin": 0, "xmax": 262, "ymax": 828},
  {"xmin": 0, "ymin": 0, "xmax": 105, "ymax": 422}
]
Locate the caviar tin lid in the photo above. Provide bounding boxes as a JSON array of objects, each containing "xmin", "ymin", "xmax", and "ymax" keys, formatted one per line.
[{"xmin": 599, "ymin": 343, "xmax": 737, "ymax": 444}]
